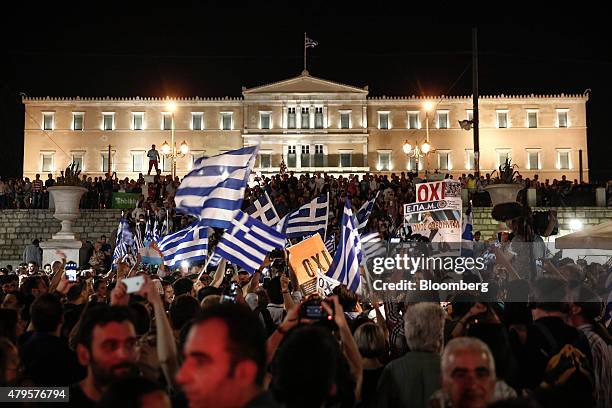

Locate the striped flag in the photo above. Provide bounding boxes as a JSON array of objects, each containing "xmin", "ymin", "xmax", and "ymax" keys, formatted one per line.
[
  {"xmin": 246, "ymin": 191, "xmax": 280, "ymax": 226},
  {"xmin": 144, "ymin": 214, "xmax": 154, "ymax": 242},
  {"xmin": 152, "ymin": 218, "xmax": 160, "ymax": 242},
  {"xmin": 113, "ymin": 216, "xmax": 136, "ymax": 262},
  {"xmin": 134, "ymin": 225, "xmax": 144, "ymax": 250},
  {"xmin": 208, "ymin": 250, "xmax": 223, "ymax": 269},
  {"xmin": 461, "ymin": 206, "xmax": 473, "ymax": 257},
  {"xmin": 360, "ymin": 232, "xmax": 386, "ymax": 260},
  {"xmin": 356, "ymin": 191, "xmax": 379, "ymax": 232},
  {"xmin": 305, "ymin": 35, "xmax": 318, "ymax": 48},
  {"xmin": 174, "ymin": 146, "xmax": 258, "ymax": 229},
  {"xmin": 216, "ymin": 211, "xmax": 286, "ymax": 274},
  {"xmin": 324, "ymin": 235, "xmax": 336, "ymax": 256},
  {"xmin": 157, "ymin": 220, "xmax": 209, "ymax": 268},
  {"xmin": 276, "ymin": 193, "xmax": 329, "ymax": 240},
  {"xmin": 327, "ymin": 198, "xmax": 363, "ymax": 293}
]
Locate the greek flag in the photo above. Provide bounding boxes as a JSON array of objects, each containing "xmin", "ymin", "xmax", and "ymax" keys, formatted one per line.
[
  {"xmin": 113, "ymin": 216, "xmax": 136, "ymax": 262},
  {"xmin": 152, "ymin": 219, "xmax": 160, "ymax": 242},
  {"xmin": 276, "ymin": 193, "xmax": 329, "ymax": 240},
  {"xmin": 208, "ymin": 251, "xmax": 222, "ymax": 268},
  {"xmin": 357, "ymin": 191, "xmax": 379, "ymax": 232},
  {"xmin": 360, "ymin": 232, "xmax": 386, "ymax": 260},
  {"xmin": 246, "ymin": 191, "xmax": 280, "ymax": 226},
  {"xmin": 144, "ymin": 215, "xmax": 154, "ymax": 242},
  {"xmin": 157, "ymin": 220, "xmax": 208, "ymax": 268},
  {"xmin": 174, "ymin": 146, "xmax": 258, "ymax": 229},
  {"xmin": 324, "ymin": 235, "xmax": 336, "ymax": 256},
  {"xmin": 461, "ymin": 206, "xmax": 474, "ymax": 257},
  {"xmin": 216, "ymin": 211, "xmax": 286, "ymax": 274},
  {"xmin": 305, "ymin": 36, "xmax": 318, "ymax": 48},
  {"xmin": 327, "ymin": 199, "xmax": 362, "ymax": 293}
]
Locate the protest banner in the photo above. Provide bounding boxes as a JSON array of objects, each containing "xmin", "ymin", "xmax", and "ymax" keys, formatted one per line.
[
  {"xmin": 287, "ymin": 234, "xmax": 333, "ymax": 296},
  {"xmin": 415, "ymin": 179, "xmax": 461, "ymax": 203},
  {"xmin": 404, "ymin": 197, "xmax": 462, "ymax": 256},
  {"xmin": 112, "ymin": 192, "xmax": 140, "ymax": 209}
]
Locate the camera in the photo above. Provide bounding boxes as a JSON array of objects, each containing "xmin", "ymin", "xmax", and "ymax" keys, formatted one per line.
[
  {"xmin": 221, "ymin": 281, "xmax": 239, "ymax": 304},
  {"xmin": 299, "ymin": 296, "xmax": 334, "ymax": 322}
]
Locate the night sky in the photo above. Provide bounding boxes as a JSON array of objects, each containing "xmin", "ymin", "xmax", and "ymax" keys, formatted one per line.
[{"xmin": 2, "ymin": 3, "xmax": 610, "ymax": 181}]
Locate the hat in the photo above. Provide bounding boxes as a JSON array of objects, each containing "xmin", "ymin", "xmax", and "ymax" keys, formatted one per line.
[{"xmin": 237, "ymin": 269, "xmax": 249, "ymax": 275}]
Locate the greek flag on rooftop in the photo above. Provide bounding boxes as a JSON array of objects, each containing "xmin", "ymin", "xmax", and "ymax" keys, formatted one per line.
[
  {"xmin": 113, "ymin": 216, "xmax": 136, "ymax": 262},
  {"xmin": 174, "ymin": 146, "xmax": 258, "ymax": 229},
  {"xmin": 276, "ymin": 193, "xmax": 329, "ymax": 239},
  {"xmin": 157, "ymin": 220, "xmax": 208, "ymax": 268},
  {"xmin": 357, "ymin": 191, "xmax": 379, "ymax": 232},
  {"xmin": 216, "ymin": 210, "xmax": 286, "ymax": 274},
  {"xmin": 327, "ymin": 198, "xmax": 362, "ymax": 293},
  {"xmin": 246, "ymin": 191, "xmax": 280, "ymax": 226}
]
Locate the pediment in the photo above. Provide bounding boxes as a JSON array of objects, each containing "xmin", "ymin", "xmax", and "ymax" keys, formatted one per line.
[{"xmin": 243, "ymin": 72, "xmax": 368, "ymax": 95}]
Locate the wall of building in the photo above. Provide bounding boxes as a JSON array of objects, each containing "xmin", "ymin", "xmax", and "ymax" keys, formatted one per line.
[{"xmin": 0, "ymin": 209, "xmax": 123, "ymax": 266}]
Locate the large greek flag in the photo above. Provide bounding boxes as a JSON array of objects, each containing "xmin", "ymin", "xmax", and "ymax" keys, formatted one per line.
[
  {"xmin": 246, "ymin": 191, "xmax": 280, "ymax": 226},
  {"xmin": 216, "ymin": 211, "xmax": 286, "ymax": 274},
  {"xmin": 356, "ymin": 191, "xmax": 379, "ymax": 232},
  {"xmin": 276, "ymin": 193, "xmax": 328, "ymax": 239},
  {"xmin": 461, "ymin": 206, "xmax": 473, "ymax": 257},
  {"xmin": 113, "ymin": 216, "xmax": 136, "ymax": 262},
  {"xmin": 327, "ymin": 198, "xmax": 362, "ymax": 293},
  {"xmin": 174, "ymin": 146, "xmax": 258, "ymax": 229},
  {"xmin": 157, "ymin": 220, "xmax": 208, "ymax": 268}
]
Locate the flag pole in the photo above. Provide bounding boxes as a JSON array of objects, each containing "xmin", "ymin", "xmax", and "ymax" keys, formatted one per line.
[{"xmin": 303, "ymin": 32, "xmax": 307, "ymax": 72}]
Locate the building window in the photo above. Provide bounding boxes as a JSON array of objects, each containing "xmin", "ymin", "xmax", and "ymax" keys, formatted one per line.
[
  {"xmin": 436, "ymin": 111, "xmax": 449, "ymax": 129},
  {"xmin": 557, "ymin": 109, "xmax": 569, "ymax": 128},
  {"xmin": 527, "ymin": 150, "xmax": 540, "ymax": 170},
  {"xmin": 260, "ymin": 112, "xmax": 271, "ymax": 129},
  {"xmin": 340, "ymin": 151, "xmax": 352, "ymax": 167},
  {"xmin": 497, "ymin": 150, "xmax": 511, "ymax": 167},
  {"xmin": 301, "ymin": 145, "xmax": 310, "ymax": 167},
  {"xmin": 287, "ymin": 146, "xmax": 297, "ymax": 167},
  {"xmin": 408, "ymin": 111, "xmax": 420, "ymax": 129},
  {"xmin": 287, "ymin": 108, "xmax": 296, "ymax": 129},
  {"xmin": 191, "ymin": 113, "xmax": 203, "ymax": 131},
  {"xmin": 377, "ymin": 152, "xmax": 391, "ymax": 171},
  {"xmin": 132, "ymin": 152, "xmax": 144, "ymax": 172},
  {"xmin": 259, "ymin": 153, "xmax": 272, "ymax": 168},
  {"xmin": 161, "ymin": 113, "xmax": 173, "ymax": 130},
  {"xmin": 526, "ymin": 110, "xmax": 538, "ymax": 128},
  {"xmin": 102, "ymin": 113, "xmax": 115, "ymax": 131},
  {"xmin": 221, "ymin": 112, "xmax": 233, "ymax": 130},
  {"xmin": 466, "ymin": 110, "xmax": 473, "ymax": 121},
  {"xmin": 340, "ymin": 112, "xmax": 351, "ymax": 129},
  {"xmin": 558, "ymin": 151, "xmax": 571, "ymax": 169},
  {"xmin": 438, "ymin": 151, "xmax": 450, "ymax": 170},
  {"xmin": 71, "ymin": 153, "xmax": 84, "ymax": 171},
  {"xmin": 41, "ymin": 153, "xmax": 54, "ymax": 172},
  {"xmin": 496, "ymin": 110, "xmax": 509, "ymax": 128},
  {"xmin": 378, "ymin": 112, "xmax": 389, "ymax": 129},
  {"xmin": 301, "ymin": 108, "xmax": 310, "ymax": 129},
  {"xmin": 72, "ymin": 113, "xmax": 84, "ymax": 131},
  {"xmin": 315, "ymin": 107, "xmax": 323, "ymax": 129},
  {"xmin": 466, "ymin": 150, "xmax": 475, "ymax": 170},
  {"xmin": 43, "ymin": 113, "xmax": 54, "ymax": 130},
  {"xmin": 314, "ymin": 144, "xmax": 325, "ymax": 167},
  {"xmin": 132, "ymin": 112, "xmax": 144, "ymax": 130},
  {"xmin": 162, "ymin": 156, "xmax": 173, "ymax": 172}
]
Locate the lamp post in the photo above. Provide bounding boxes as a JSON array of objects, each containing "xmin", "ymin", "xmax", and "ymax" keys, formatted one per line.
[
  {"xmin": 403, "ymin": 102, "xmax": 434, "ymax": 177},
  {"xmin": 160, "ymin": 101, "xmax": 189, "ymax": 180}
]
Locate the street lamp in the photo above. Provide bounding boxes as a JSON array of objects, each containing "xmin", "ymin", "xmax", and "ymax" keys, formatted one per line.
[
  {"xmin": 402, "ymin": 101, "xmax": 435, "ymax": 176},
  {"xmin": 161, "ymin": 101, "xmax": 189, "ymax": 179}
]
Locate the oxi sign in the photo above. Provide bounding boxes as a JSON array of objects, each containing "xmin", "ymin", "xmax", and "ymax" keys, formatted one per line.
[{"xmin": 415, "ymin": 180, "xmax": 461, "ymax": 203}]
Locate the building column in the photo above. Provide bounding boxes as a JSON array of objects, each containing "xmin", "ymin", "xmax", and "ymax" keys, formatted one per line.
[
  {"xmin": 296, "ymin": 105, "xmax": 302, "ymax": 129},
  {"xmin": 323, "ymin": 105, "xmax": 328, "ymax": 129},
  {"xmin": 310, "ymin": 104, "xmax": 315, "ymax": 129},
  {"xmin": 282, "ymin": 106, "xmax": 287, "ymax": 129},
  {"xmin": 362, "ymin": 106, "xmax": 368, "ymax": 129}
]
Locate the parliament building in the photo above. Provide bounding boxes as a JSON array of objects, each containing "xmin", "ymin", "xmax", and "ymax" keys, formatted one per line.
[{"xmin": 22, "ymin": 71, "xmax": 589, "ymax": 181}]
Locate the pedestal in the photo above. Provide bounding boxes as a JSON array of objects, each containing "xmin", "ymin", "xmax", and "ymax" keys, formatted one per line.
[
  {"xmin": 40, "ymin": 239, "xmax": 82, "ymax": 267},
  {"xmin": 596, "ymin": 187, "xmax": 606, "ymax": 207}
]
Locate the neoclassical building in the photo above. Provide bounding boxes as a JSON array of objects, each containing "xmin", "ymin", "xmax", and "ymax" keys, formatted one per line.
[{"xmin": 22, "ymin": 72, "xmax": 589, "ymax": 181}]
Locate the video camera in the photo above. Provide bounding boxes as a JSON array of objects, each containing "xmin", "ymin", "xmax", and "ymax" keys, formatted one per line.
[{"xmin": 299, "ymin": 296, "xmax": 335, "ymax": 323}]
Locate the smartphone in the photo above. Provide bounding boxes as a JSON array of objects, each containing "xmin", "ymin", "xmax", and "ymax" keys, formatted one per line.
[
  {"xmin": 65, "ymin": 261, "xmax": 78, "ymax": 282},
  {"xmin": 123, "ymin": 275, "xmax": 145, "ymax": 294}
]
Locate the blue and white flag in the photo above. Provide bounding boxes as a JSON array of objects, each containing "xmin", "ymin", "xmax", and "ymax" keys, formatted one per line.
[
  {"xmin": 216, "ymin": 211, "xmax": 286, "ymax": 274},
  {"xmin": 276, "ymin": 193, "xmax": 329, "ymax": 240},
  {"xmin": 324, "ymin": 235, "xmax": 336, "ymax": 256},
  {"xmin": 246, "ymin": 191, "xmax": 280, "ymax": 226},
  {"xmin": 157, "ymin": 220, "xmax": 209, "ymax": 268},
  {"xmin": 360, "ymin": 232, "xmax": 386, "ymax": 260},
  {"xmin": 327, "ymin": 199, "xmax": 363, "ymax": 293},
  {"xmin": 357, "ymin": 191, "xmax": 379, "ymax": 232},
  {"xmin": 305, "ymin": 35, "xmax": 318, "ymax": 48},
  {"xmin": 208, "ymin": 251, "xmax": 223, "ymax": 269},
  {"xmin": 174, "ymin": 146, "xmax": 258, "ymax": 229},
  {"xmin": 144, "ymin": 214, "xmax": 154, "ymax": 242},
  {"xmin": 113, "ymin": 216, "xmax": 136, "ymax": 262},
  {"xmin": 461, "ymin": 206, "xmax": 473, "ymax": 257}
]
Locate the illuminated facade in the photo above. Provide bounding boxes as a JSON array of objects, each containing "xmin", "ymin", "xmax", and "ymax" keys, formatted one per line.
[{"xmin": 22, "ymin": 72, "xmax": 589, "ymax": 181}]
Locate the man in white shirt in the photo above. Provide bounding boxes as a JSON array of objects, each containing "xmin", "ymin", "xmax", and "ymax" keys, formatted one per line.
[{"xmin": 147, "ymin": 145, "xmax": 160, "ymax": 175}]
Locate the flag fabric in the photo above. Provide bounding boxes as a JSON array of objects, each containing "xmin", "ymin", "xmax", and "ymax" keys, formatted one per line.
[
  {"xmin": 157, "ymin": 220, "xmax": 209, "ymax": 268},
  {"xmin": 360, "ymin": 232, "xmax": 386, "ymax": 260},
  {"xmin": 246, "ymin": 191, "xmax": 280, "ymax": 226},
  {"xmin": 134, "ymin": 225, "xmax": 144, "ymax": 250},
  {"xmin": 305, "ymin": 36, "xmax": 318, "ymax": 48},
  {"xmin": 113, "ymin": 216, "xmax": 136, "ymax": 262},
  {"xmin": 152, "ymin": 218, "xmax": 160, "ymax": 242},
  {"xmin": 327, "ymin": 199, "xmax": 363, "ymax": 293},
  {"xmin": 216, "ymin": 211, "xmax": 286, "ymax": 274},
  {"xmin": 461, "ymin": 206, "xmax": 473, "ymax": 257},
  {"xmin": 144, "ymin": 215, "xmax": 154, "ymax": 242},
  {"xmin": 324, "ymin": 235, "xmax": 336, "ymax": 256},
  {"xmin": 174, "ymin": 146, "xmax": 258, "ymax": 229},
  {"xmin": 208, "ymin": 251, "xmax": 223, "ymax": 269},
  {"xmin": 276, "ymin": 193, "xmax": 329, "ymax": 240},
  {"xmin": 357, "ymin": 191, "xmax": 379, "ymax": 232}
]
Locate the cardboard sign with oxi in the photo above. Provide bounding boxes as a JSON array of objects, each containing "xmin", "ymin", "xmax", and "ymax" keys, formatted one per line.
[
  {"xmin": 415, "ymin": 179, "xmax": 461, "ymax": 203},
  {"xmin": 287, "ymin": 234, "xmax": 333, "ymax": 296}
]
